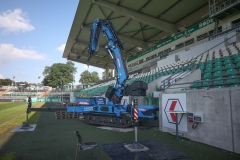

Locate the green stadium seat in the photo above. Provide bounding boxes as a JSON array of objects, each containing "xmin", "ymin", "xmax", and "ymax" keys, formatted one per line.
[
  {"xmin": 199, "ymin": 62, "xmax": 205, "ymax": 66},
  {"xmin": 203, "ymin": 72, "xmax": 211, "ymax": 79},
  {"xmin": 234, "ymin": 57, "xmax": 240, "ymax": 63},
  {"xmin": 237, "ymin": 62, "xmax": 240, "ymax": 69},
  {"xmin": 223, "ymin": 56, "xmax": 231, "ymax": 60},
  {"xmin": 225, "ymin": 63, "xmax": 234, "ymax": 70},
  {"xmin": 206, "ymin": 63, "xmax": 213, "ymax": 68},
  {"xmin": 175, "ymin": 68, "xmax": 182, "ymax": 73},
  {"xmin": 214, "ymin": 61, "xmax": 222, "ymax": 66},
  {"xmin": 213, "ymin": 78, "xmax": 224, "ymax": 85},
  {"xmin": 202, "ymin": 79, "xmax": 211, "ymax": 86},
  {"xmin": 206, "ymin": 60, "xmax": 213, "ymax": 63},
  {"xmin": 226, "ymin": 69, "xmax": 237, "ymax": 77},
  {"xmin": 214, "ymin": 85, "xmax": 225, "ymax": 88},
  {"xmin": 214, "ymin": 65, "xmax": 222, "ymax": 72},
  {"xmin": 224, "ymin": 59, "xmax": 232, "ymax": 65},
  {"xmin": 230, "ymin": 84, "xmax": 240, "ymax": 88},
  {"xmin": 199, "ymin": 65, "xmax": 205, "ymax": 71},
  {"xmin": 162, "ymin": 71, "xmax": 168, "ymax": 76},
  {"xmin": 233, "ymin": 53, "xmax": 240, "ymax": 59},
  {"xmin": 158, "ymin": 72, "xmax": 163, "ymax": 77},
  {"xmin": 213, "ymin": 71, "xmax": 223, "ymax": 78},
  {"xmin": 214, "ymin": 58, "xmax": 222, "ymax": 62},
  {"xmin": 227, "ymin": 76, "xmax": 239, "ymax": 84},
  {"xmin": 204, "ymin": 67, "xmax": 212, "ymax": 73},
  {"xmin": 167, "ymin": 70, "xmax": 172, "ymax": 74},
  {"xmin": 191, "ymin": 80, "xmax": 201, "ymax": 88}
]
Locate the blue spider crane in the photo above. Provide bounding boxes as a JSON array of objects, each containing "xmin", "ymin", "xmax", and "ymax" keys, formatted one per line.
[
  {"xmin": 66, "ymin": 19, "xmax": 158, "ymax": 128},
  {"xmin": 88, "ymin": 19, "xmax": 128, "ymax": 106}
]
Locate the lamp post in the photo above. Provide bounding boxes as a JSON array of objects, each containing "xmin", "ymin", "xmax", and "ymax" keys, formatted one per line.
[
  {"xmin": 72, "ymin": 74, "xmax": 74, "ymax": 92},
  {"xmin": 61, "ymin": 80, "xmax": 63, "ymax": 105},
  {"xmin": 12, "ymin": 75, "xmax": 15, "ymax": 87},
  {"xmin": 61, "ymin": 72, "xmax": 63, "ymax": 105},
  {"xmin": 37, "ymin": 75, "xmax": 41, "ymax": 94}
]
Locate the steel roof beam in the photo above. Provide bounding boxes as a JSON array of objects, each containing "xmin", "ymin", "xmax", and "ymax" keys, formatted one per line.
[
  {"xmin": 74, "ymin": 40, "xmax": 107, "ymax": 53},
  {"xmin": 74, "ymin": 40, "xmax": 129, "ymax": 60},
  {"xmin": 68, "ymin": 57, "xmax": 115, "ymax": 69},
  {"xmin": 92, "ymin": 0, "xmax": 178, "ymax": 33},
  {"xmin": 70, "ymin": 51, "xmax": 113, "ymax": 64},
  {"xmin": 81, "ymin": 25, "xmax": 148, "ymax": 49}
]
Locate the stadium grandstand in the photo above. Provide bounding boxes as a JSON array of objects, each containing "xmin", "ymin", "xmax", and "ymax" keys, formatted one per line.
[
  {"xmin": 0, "ymin": 82, "xmax": 91, "ymax": 103},
  {"xmin": 0, "ymin": 84, "xmax": 53, "ymax": 102},
  {"xmin": 62, "ymin": 0, "xmax": 240, "ymax": 154}
]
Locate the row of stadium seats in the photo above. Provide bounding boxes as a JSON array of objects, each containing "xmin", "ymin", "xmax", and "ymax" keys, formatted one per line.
[
  {"xmin": 2, "ymin": 93, "xmax": 38, "ymax": 97},
  {"xmin": 190, "ymin": 43, "xmax": 240, "ymax": 89},
  {"xmin": 77, "ymin": 43, "xmax": 240, "ymax": 96}
]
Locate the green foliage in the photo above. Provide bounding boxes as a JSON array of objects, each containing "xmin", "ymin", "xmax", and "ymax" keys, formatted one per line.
[
  {"xmin": 0, "ymin": 78, "xmax": 13, "ymax": 86},
  {"xmin": 79, "ymin": 70, "xmax": 100, "ymax": 84},
  {"xmin": 102, "ymin": 70, "xmax": 112, "ymax": 79},
  {"xmin": 0, "ymin": 79, "xmax": 28, "ymax": 87},
  {"xmin": 91, "ymin": 71, "xmax": 100, "ymax": 83},
  {"xmin": 42, "ymin": 61, "xmax": 77, "ymax": 87}
]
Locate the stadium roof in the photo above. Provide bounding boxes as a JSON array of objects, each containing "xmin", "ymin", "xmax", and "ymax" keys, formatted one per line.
[{"xmin": 63, "ymin": 0, "xmax": 209, "ymax": 69}]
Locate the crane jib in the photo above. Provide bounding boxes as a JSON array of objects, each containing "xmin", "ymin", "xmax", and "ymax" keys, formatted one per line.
[{"xmin": 87, "ymin": 19, "xmax": 128, "ymax": 104}]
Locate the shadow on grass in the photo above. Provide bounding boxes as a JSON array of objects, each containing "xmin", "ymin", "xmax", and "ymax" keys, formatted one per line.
[{"xmin": 0, "ymin": 103, "xmax": 111, "ymax": 160}]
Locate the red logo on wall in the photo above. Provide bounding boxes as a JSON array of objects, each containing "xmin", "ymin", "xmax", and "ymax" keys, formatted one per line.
[{"xmin": 164, "ymin": 99, "xmax": 184, "ymax": 124}]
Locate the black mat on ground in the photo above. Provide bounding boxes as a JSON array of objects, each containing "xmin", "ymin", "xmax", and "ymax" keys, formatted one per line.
[{"xmin": 100, "ymin": 140, "xmax": 189, "ymax": 160}]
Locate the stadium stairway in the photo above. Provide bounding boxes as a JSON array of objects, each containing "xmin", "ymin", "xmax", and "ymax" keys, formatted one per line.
[
  {"xmin": 0, "ymin": 88, "xmax": 11, "ymax": 96},
  {"xmin": 38, "ymin": 89, "xmax": 52, "ymax": 98}
]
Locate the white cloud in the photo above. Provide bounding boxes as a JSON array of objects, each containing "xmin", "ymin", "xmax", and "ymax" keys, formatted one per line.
[
  {"xmin": 0, "ymin": 43, "xmax": 45, "ymax": 66},
  {"xmin": 57, "ymin": 44, "xmax": 66, "ymax": 52},
  {"xmin": 84, "ymin": 64, "xmax": 92, "ymax": 69},
  {"xmin": 0, "ymin": 74, "xmax": 4, "ymax": 79},
  {"xmin": 0, "ymin": 8, "xmax": 34, "ymax": 34}
]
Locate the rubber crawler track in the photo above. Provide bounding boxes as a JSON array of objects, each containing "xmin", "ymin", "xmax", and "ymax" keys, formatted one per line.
[{"xmin": 83, "ymin": 112, "xmax": 133, "ymax": 128}]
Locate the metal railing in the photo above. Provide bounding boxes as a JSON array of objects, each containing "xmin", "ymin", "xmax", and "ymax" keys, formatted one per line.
[{"xmin": 159, "ymin": 75, "xmax": 240, "ymax": 91}]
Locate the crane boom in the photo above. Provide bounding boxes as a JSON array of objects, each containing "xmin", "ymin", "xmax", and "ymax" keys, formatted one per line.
[
  {"xmin": 66, "ymin": 19, "xmax": 158, "ymax": 128},
  {"xmin": 88, "ymin": 19, "xmax": 128, "ymax": 105}
]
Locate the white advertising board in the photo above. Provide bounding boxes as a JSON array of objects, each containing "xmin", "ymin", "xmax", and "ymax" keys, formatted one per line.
[
  {"xmin": 162, "ymin": 93, "xmax": 187, "ymax": 132},
  {"xmin": 70, "ymin": 92, "xmax": 75, "ymax": 103}
]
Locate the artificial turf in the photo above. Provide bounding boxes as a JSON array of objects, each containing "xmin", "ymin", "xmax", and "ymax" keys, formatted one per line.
[{"xmin": 0, "ymin": 102, "xmax": 239, "ymax": 160}]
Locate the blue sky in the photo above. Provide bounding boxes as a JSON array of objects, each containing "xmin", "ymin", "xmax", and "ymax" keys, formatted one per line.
[{"xmin": 0, "ymin": 0, "xmax": 103, "ymax": 84}]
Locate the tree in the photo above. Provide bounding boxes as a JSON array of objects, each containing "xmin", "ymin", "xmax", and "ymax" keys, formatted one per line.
[
  {"xmin": 79, "ymin": 70, "xmax": 100, "ymax": 84},
  {"xmin": 0, "ymin": 78, "xmax": 13, "ymax": 86},
  {"xmin": 42, "ymin": 61, "xmax": 77, "ymax": 87},
  {"xmin": 91, "ymin": 71, "xmax": 100, "ymax": 83},
  {"xmin": 102, "ymin": 70, "xmax": 113, "ymax": 80}
]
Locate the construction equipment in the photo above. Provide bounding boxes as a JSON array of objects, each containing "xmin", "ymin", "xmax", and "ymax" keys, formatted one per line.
[{"xmin": 67, "ymin": 19, "xmax": 158, "ymax": 127}]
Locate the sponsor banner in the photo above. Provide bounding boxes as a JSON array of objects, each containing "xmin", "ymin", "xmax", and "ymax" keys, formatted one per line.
[{"xmin": 127, "ymin": 18, "xmax": 215, "ymax": 62}]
